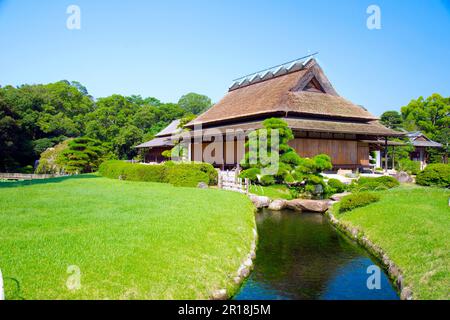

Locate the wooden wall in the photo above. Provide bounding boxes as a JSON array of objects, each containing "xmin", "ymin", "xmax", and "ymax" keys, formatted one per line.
[
  {"xmin": 289, "ymin": 138, "xmax": 369, "ymax": 167},
  {"xmin": 144, "ymin": 147, "xmax": 171, "ymax": 163},
  {"xmin": 191, "ymin": 137, "xmax": 370, "ymax": 168},
  {"xmin": 191, "ymin": 139, "xmax": 245, "ymax": 167}
]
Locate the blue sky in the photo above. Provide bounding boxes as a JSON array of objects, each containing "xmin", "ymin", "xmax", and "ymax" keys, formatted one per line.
[{"xmin": 0, "ymin": 0, "xmax": 449, "ymax": 116}]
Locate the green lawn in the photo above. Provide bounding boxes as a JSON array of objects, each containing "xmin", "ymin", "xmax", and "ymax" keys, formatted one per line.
[
  {"xmin": 334, "ymin": 185, "xmax": 450, "ymax": 300},
  {"xmin": 0, "ymin": 175, "xmax": 255, "ymax": 300},
  {"xmin": 249, "ymin": 184, "xmax": 292, "ymax": 200}
]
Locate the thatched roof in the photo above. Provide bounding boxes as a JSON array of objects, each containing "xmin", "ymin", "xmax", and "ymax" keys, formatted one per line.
[
  {"xmin": 187, "ymin": 59, "xmax": 378, "ymax": 127},
  {"xmin": 135, "ymin": 137, "xmax": 174, "ymax": 149},
  {"xmin": 135, "ymin": 119, "xmax": 180, "ymax": 149},
  {"xmin": 407, "ymin": 131, "xmax": 443, "ymax": 148},
  {"xmin": 156, "ymin": 119, "xmax": 181, "ymax": 137}
]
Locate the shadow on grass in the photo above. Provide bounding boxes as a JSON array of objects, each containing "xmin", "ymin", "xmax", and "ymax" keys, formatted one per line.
[{"xmin": 0, "ymin": 174, "xmax": 99, "ymax": 189}]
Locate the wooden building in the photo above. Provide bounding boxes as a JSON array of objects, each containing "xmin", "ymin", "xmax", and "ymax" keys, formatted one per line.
[
  {"xmin": 184, "ymin": 57, "xmax": 402, "ymax": 170},
  {"xmin": 407, "ymin": 131, "xmax": 443, "ymax": 169},
  {"xmin": 135, "ymin": 119, "xmax": 181, "ymax": 163}
]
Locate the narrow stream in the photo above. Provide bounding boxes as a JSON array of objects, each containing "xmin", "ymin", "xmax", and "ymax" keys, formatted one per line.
[{"xmin": 234, "ymin": 209, "xmax": 399, "ymax": 300}]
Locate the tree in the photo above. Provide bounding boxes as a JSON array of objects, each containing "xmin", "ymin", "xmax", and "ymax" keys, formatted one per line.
[
  {"xmin": 177, "ymin": 93, "xmax": 212, "ymax": 115},
  {"xmin": 380, "ymin": 111, "xmax": 403, "ymax": 130},
  {"xmin": 58, "ymin": 137, "xmax": 109, "ymax": 174},
  {"xmin": 401, "ymin": 93, "xmax": 450, "ymax": 161},
  {"xmin": 114, "ymin": 125, "xmax": 143, "ymax": 160},
  {"xmin": 239, "ymin": 118, "xmax": 332, "ymax": 194},
  {"xmin": 35, "ymin": 139, "xmax": 72, "ymax": 174}
]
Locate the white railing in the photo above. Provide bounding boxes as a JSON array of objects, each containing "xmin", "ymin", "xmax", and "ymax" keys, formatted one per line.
[
  {"xmin": 0, "ymin": 268, "xmax": 4, "ymax": 300},
  {"xmin": 218, "ymin": 170, "xmax": 249, "ymax": 194}
]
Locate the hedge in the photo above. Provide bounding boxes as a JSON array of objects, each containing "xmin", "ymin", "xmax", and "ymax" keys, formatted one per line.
[
  {"xmin": 98, "ymin": 161, "xmax": 217, "ymax": 187},
  {"xmin": 416, "ymin": 164, "xmax": 450, "ymax": 188},
  {"xmin": 339, "ymin": 192, "xmax": 381, "ymax": 213},
  {"xmin": 353, "ymin": 176, "xmax": 400, "ymax": 191}
]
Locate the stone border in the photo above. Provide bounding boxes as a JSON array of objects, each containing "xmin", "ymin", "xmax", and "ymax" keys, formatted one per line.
[
  {"xmin": 326, "ymin": 210, "xmax": 413, "ymax": 300},
  {"xmin": 210, "ymin": 225, "xmax": 258, "ymax": 300}
]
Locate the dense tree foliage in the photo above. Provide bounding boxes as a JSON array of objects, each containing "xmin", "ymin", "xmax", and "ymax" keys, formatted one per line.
[
  {"xmin": 178, "ymin": 93, "xmax": 212, "ymax": 115},
  {"xmin": 380, "ymin": 110, "xmax": 403, "ymax": 130},
  {"xmin": 0, "ymin": 80, "xmax": 210, "ymax": 171},
  {"xmin": 239, "ymin": 118, "xmax": 332, "ymax": 196},
  {"xmin": 59, "ymin": 137, "xmax": 109, "ymax": 174},
  {"xmin": 380, "ymin": 93, "xmax": 449, "ymax": 163}
]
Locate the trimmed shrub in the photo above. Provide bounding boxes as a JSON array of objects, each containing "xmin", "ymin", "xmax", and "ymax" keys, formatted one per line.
[
  {"xmin": 165, "ymin": 165, "xmax": 209, "ymax": 187},
  {"xmin": 356, "ymin": 176, "xmax": 400, "ymax": 190},
  {"xmin": 98, "ymin": 160, "xmax": 216, "ymax": 187},
  {"xmin": 339, "ymin": 192, "xmax": 381, "ymax": 213},
  {"xmin": 98, "ymin": 161, "xmax": 166, "ymax": 182},
  {"xmin": 260, "ymin": 175, "xmax": 276, "ymax": 186},
  {"xmin": 397, "ymin": 159, "xmax": 421, "ymax": 175},
  {"xmin": 416, "ymin": 164, "xmax": 450, "ymax": 188},
  {"xmin": 327, "ymin": 178, "xmax": 347, "ymax": 193},
  {"xmin": 354, "ymin": 181, "xmax": 389, "ymax": 191},
  {"xmin": 239, "ymin": 168, "xmax": 261, "ymax": 182}
]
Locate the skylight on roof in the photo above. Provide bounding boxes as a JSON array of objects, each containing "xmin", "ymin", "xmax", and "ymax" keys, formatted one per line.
[{"xmin": 229, "ymin": 52, "xmax": 319, "ymax": 91}]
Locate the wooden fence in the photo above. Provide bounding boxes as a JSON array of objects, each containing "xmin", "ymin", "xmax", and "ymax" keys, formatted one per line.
[
  {"xmin": 218, "ymin": 170, "xmax": 249, "ymax": 194},
  {"xmin": 0, "ymin": 173, "xmax": 64, "ymax": 181}
]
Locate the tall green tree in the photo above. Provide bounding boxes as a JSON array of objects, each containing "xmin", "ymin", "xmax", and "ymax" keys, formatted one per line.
[
  {"xmin": 380, "ymin": 110, "xmax": 403, "ymax": 130},
  {"xmin": 178, "ymin": 93, "xmax": 212, "ymax": 115},
  {"xmin": 58, "ymin": 137, "xmax": 108, "ymax": 174},
  {"xmin": 401, "ymin": 93, "xmax": 450, "ymax": 161}
]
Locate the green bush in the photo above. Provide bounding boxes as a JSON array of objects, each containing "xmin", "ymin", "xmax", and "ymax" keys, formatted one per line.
[
  {"xmin": 239, "ymin": 168, "xmax": 261, "ymax": 182},
  {"xmin": 339, "ymin": 192, "xmax": 381, "ymax": 213},
  {"xmin": 356, "ymin": 176, "xmax": 400, "ymax": 191},
  {"xmin": 353, "ymin": 181, "xmax": 389, "ymax": 191},
  {"xmin": 327, "ymin": 178, "xmax": 347, "ymax": 193},
  {"xmin": 165, "ymin": 166, "xmax": 209, "ymax": 187},
  {"xmin": 397, "ymin": 159, "xmax": 421, "ymax": 175},
  {"xmin": 416, "ymin": 164, "xmax": 450, "ymax": 188},
  {"xmin": 98, "ymin": 161, "xmax": 166, "ymax": 182},
  {"xmin": 98, "ymin": 160, "xmax": 216, "ymax": 187},
  {"xmin": 260, "ymin": 175, "xmax": 276, "ymax": 186}
]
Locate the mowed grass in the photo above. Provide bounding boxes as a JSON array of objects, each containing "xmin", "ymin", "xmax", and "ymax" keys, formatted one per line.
[
  {"xmin": 249, "ymin": 184, "xmax": 292, "ymax": 200},
  {"xmin": 0, "ymin": 175, "xmax": 255, "ymax": 300},
  {"xmin": 335, "ymin": 185, "xmax": 450, "ymax": 300}
]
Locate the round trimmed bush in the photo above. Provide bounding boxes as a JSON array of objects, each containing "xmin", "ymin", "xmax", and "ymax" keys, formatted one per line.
[
  {"xmin": 416, "ymin": 164, "xmax": 450, "ymax": 188},
  {"xmin": 339, "ymin": 192, "xmax": 381, "ymax": 213},
  {"xmin": 327, "ymin": 178, "xmax": 347, "ymax": 193}
]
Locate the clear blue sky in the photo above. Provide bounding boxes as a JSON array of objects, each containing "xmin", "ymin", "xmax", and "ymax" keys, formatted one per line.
[{"xmin": 1, "ymin": 0, "xmax": 449, "ymax": 116}]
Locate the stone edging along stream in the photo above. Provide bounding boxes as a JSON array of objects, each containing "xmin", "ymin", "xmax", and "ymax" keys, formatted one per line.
[
  {"xmin": 210, "ymin": 216, "xmax": 258, "ymax": 300},
  {"xmin": 325, "ymin": 210, "xmax": 414, "ymax": 300}
]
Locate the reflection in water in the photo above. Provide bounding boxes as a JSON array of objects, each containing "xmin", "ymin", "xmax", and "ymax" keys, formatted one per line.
[{"xmin": 234, "ymin": 209, "xmax": 399, "ymax": 300}]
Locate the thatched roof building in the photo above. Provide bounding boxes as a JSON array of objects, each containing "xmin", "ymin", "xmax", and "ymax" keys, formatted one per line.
[
  {"xmin": 135, "ymin": 119, "xmax": 181, "ymax": 163},
  {"xmin": 185, "ymin": 57, "xmax": 402, "ymax": 170}
]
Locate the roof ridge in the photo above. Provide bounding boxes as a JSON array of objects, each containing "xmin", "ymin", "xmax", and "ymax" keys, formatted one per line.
[{"xmin": 229, "ymin": 56, "xmax": 317, "ymax": 92}]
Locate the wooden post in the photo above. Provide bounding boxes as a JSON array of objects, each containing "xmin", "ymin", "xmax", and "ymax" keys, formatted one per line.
[
  {"xmin": 392, "ymin": 146, "xmax": 395, "ymax": 171},
  {"xmin": 0, "ymin": 268, "xmax": 4, "ymax": 300},
  {"xmin": 384, "ymin": 137, "xmax": 388, "ymax": 173}
]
